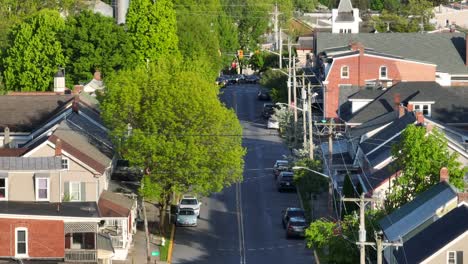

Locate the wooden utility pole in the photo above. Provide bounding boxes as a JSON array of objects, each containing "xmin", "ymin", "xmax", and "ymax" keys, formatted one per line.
[
  {"xmin": 307, "ymin": 83, "xmax": 314, "ymax": 160},
  {"xmin": 302, "ymin": 73, "xmax": 307, "ymax": 151},
  {"xmin": 279, "ymin": 28, "xmax": 283, "ymax": 69},
  {"xmin": 287, "ymin": 38, "xmax": 292, "ymax": 107}
]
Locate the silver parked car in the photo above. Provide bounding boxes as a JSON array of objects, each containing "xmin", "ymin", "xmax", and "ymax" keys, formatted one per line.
[{"xmin": 176, "ymin": 208, "xmax": 198, "ymax": 227}]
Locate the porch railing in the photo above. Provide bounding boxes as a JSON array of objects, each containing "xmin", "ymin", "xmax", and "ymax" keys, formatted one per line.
[
  {"xmin": 65, "ymin": 249, "xmax": 97, "ymax": 262},
  {"xmin": 110, "ymin": 235, "xmax": 124, "ymax": 248}
]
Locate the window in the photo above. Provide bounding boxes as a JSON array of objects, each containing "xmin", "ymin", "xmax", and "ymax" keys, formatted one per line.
[
  {"xmin": 414, "ymin": 104, "xmax": 431, "ymax": 116},
  {"xmin": 61, "ymin": 158, "xmax": 69, "ymax": 170},
  {"xmin": 35, "ymin": 177, "xmax": 49, "ymax": 201},
  {"xmin": 70, "ymin": 182, "xmax": 81, "ymax": 201},
  {"xmin": 15, "ymin": 227, "xmax": 28, "ymax": 257},
  {"xmin": 447, "ymin": 251, "xmax": 456, "ymax": 264},
  {"xmin": 380, "ymin": 66, "xmax": 388, "ymax": 79},
  {"xmin": 0, "ymin": 177, "xmax": 7, "ymax": 200},
  {"xmin": 341, "ymin": 66, "xmax": 349, "ymax": 78}
]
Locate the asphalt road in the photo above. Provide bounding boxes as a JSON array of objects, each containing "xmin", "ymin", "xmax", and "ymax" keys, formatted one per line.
[{"xmin": 171, "ymin": 82, "xmax": 313, "ymax": 264}]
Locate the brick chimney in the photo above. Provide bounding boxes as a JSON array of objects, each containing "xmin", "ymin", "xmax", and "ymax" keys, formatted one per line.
[
  {"xmin": 416, "ymin": 111, "xmax": 424, "ymax": 124},
  {"xmin": 394, "ymin": 93, "xmax": 401, "ymax": 111},
  {"xmin": 426, "ymin": 123, "xmax": 434, "ymax": 133},
  {"xmin": 72, "ymin": 95, "xmax": 79, "ymax": 113},
  {"xmin": 55, "ymin": 138, "xmax": 62, "ymax": 156},
  {"xmin": 94, "ymin": 70, "xmax": 101, "ymax": 81},
  {"xmin": 407, "ymin": 103, "xmax": 414, "ymax": 112},
  {"xmin": 458, "ymin": 192, "xmax": 468, "ymax": 203},
  {"xmin": 3, "ymin": 127, "xmax": 10, "ymax": 148},
  {"xmin": 350, "ymin": 42, "xmax": 364, "ymax": 55},
  {"xmin": 439, "ymin": 167, "xmax": 449, "ymax": 183},
  {"xmin": 73, "ymin": 85, "xmax": 83, "ymax": 95},
  {"xmin": 398, "ymin": 105, "xmax": 405, "ymax": 118}
]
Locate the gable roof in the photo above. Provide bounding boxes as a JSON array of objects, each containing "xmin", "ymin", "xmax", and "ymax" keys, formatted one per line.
[
  {"xmin": 379, "ymin": 181, "xmax": 458, "ymax": 242},
  {"xmin": 346, "ymin": 82, "xmax": 468, "ymax": 125},
  {"xmin": 394, "ymin": 204, "xmax": 468, "ymax": 263},
  {"xmin": 365, "ymin": 161, "xmax": 400, "ymax": 191},
  {"xmin": 315, "ymin": 32, "xmax": 468, "ymax": 74},
  {"xmin": 0, "ymin": 94, "xmax": 74, "ymax": 132},
  {"xmin": 337, "ymin": 0, "xmax": 353, "ymax": 13},
  {"xmin": 98, "ymin": 190, "xmax": 135, "ymax": 217}
]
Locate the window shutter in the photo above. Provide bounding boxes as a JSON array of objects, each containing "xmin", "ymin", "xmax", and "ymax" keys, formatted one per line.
[
  {"xmin": 81, "ymin": 182, "xmax": 86, "ymax": 201},
  {"xmin": 457, "ymin": 251, "xmax": 463, "ymax": 264},
  {"xmin": 64, "ymin": 181, "xmax": 69, "ymax": 201}
]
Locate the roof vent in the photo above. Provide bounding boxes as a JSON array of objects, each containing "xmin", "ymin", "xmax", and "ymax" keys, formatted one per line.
[{"xmin": 80, "ymin": 206, "xmax": 96, "ymax": 212}]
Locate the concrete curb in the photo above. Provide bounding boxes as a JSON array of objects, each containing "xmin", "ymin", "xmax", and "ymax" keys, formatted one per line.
[{"xmin": 166, "ymin": 224, "xmax": 176, "ymax": 263}]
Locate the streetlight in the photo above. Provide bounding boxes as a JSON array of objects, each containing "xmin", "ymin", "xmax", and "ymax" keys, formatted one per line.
[
  {"xmin": 292, "ymin": 166, "xmax": 334, "ymax": 217},
  {"xmin": 275, "ymin": 102, "xmax": 304, "ymax": 111}
]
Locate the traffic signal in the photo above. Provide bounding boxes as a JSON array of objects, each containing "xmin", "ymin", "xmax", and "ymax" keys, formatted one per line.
[{"xmin": 237, "ymin": 49, "xmax": 244, "ymax": 59}]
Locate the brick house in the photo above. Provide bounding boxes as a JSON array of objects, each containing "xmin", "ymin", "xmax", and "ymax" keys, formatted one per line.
[{"xmin": 312, "ymin": 32, "xmax": 468, "ymax": 118}]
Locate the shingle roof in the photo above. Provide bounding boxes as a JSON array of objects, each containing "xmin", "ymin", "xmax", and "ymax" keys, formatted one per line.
[
  {"xmin": 347, "ymin": 111, "xmax": 397, "ymax": 138},
  {"xmin": 0, "ymin": 201, "xmax": 100, "ymax": 218},
  {"xmin": 0, "ymin": 157, "xmax": 62, "ymax": 171},
  {"xmin": 379, "ymin": 181, "xmax": 458, "ymax": 242},
  {"xmin": 316, "ymin": 32, "xmax": 468, "ymax": 74},
  {"xmin": 0, "ymin": 95, "xmax": 74, "ymax": 132},
  {"xmin": 98, "ymin": 190, "xmax": 135, "ymax": 217},
  {"xmin": 360, "ymin": 112, "xmax": 416, "ymax": 155},
  {"xmin": 394, "ymin": 204, "xmax": 468, "ymax": 263},
  {"xmin": 366, "ymin": 161, "xmax": 400, "ymax": 191},
  {"xmin": 337, "ymin": 0, "xmax": 353, "ymax": 13},
  {"xmin": 346, "ymin": 82, "xmax": 468, "ymax": 124}
]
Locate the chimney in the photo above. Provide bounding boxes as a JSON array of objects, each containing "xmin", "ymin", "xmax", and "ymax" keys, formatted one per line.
[
  {"xmin": 94, "ymin": 71, "xmax": 101, "ymax": 81},
  {"xmin": 350, "ymin": 42, "xmax": 364, "ymax": 56},
  {"xmin": 53, "ymin": 68, "xmax": 66, "ymax": 94},
  {"xmin": 416, "ymin": 111, "xmax": 425, "ymax": 124},
  {"xmin": 55, "ymin": 138, "xmax": 62, "ymax": 156},
  {"xmin": 393, "ymin": 93, "xmax": 401, "ymax": 111},
  {"xmin": 407, "ymin": 103, "xmax": 414, "ymax": 112},
  {"xmin": 398, "ymin": 105, "xmax": 405, "ymax": 118},
  {"xmin": 3, "ymin": 127, "xmax": 10, "ymax": 148},
  {"xmin": 466, "ymin": 33, "xmax": 468, "ymax": 66},
  {"xmin": 458, "ymin": 193, "xmax": 468, "ymax": 204},
  {"xmin": 72, "ymin": 95, "xmax": 79, "ymax": 113},
  {"xmin": 439, "ymin": 167, "xmax": 449, "ymax": 183},
  {"xmin": 426, "ymin": 123, "xmax": 434, "ymax": 133},
  {"xmin": 73, "ymin": 85, "xmax": 83, "ymax": 95}
]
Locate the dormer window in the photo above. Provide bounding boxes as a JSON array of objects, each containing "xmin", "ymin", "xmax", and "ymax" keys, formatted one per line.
[
  {"xmin": 341, "ymin": 66, "xmax": 349, "ymax": 79},
  {"xmin": 380, "ymin": 66, "xmax": 387, "ymax": 79},
  {"xmin": 414, "ymin": 104, "xmax": 431, "ymax": 116}
]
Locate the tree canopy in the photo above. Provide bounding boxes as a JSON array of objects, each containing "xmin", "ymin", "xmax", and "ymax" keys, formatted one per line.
[
  {"xmin": 61, "ymin": 10, "xmax": 134, "ymax": 86},
  {"xmin": 385, "ymin": 125, "xmax": 466, "ymax": 210},
  {"xmin": 126, "ymin": 0, "xmax": 180, "ymax": 64},
  {"xmin": 2, "ymin": 9, "xmax": 66, "ymax": 92},
  {"xmin": 100, "ymin": 57, "xmax": 245, "ymax": 212}
]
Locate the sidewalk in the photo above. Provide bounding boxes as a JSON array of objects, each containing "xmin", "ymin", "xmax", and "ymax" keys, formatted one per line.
[
  {"xmin": 114, "ymin": 202, "xmax": 164, "ymax": 264},
  {"xmin": 310, "ymin": 192, "xmax": 330, "ymax": 221}
]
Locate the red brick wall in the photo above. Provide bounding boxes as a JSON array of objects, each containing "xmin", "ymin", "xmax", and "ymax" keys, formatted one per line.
[
  {"xmin": 0, "ymin": 218, "xmax": 64, "ymax": 258},
  {"xmin": 324, "ymin": 54, "xmax": 436, "ymax": 118}
]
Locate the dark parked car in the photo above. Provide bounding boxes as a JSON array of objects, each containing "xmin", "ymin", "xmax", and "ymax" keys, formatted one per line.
[
  {"xmin": 286, "ymin": 217, "xmax": 307, "ymax": 238},
  {"xmin": 273, "ymin": 160, "xmax": 290, "ymax": 179},
  {"xmin": 277, "ymin": 171, "xmax": 295, "ymax": 192},
  {"xmin": 257, "ymin": 88, "xmax": 271, "ymax": 101},
  {"xmin": 215, "ymin": 76, "xmax": 228, "ymax": 87},
  {"xmin": 282, "ymin": 207, "xmax": 306, "ymax": 228},
  {"xmin": 262, "ymin": 103, "xmax": 278, "ymax": 119},
  {"xmin": 245, "ymin": 75, "xmax": 260, "ymax": 84}
]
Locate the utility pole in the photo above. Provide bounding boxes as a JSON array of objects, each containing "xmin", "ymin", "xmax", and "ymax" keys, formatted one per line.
[
  {"xmin": 292, "ymin": 56, "xmax": 298, "ymax": 147},
  {"xmin": 279, "ymin": 28, "xmax": 283, "ymax": 69},
  {"xmin": 302, "ymin": 73, "xmax": 307, "ymax": 151},
  {"xmin": 271, "ymin": 3, "xmax": 280, "ymax": 51},
  {"xmin": 342, "ymin": 194, "xmax": 402, "ymax": 264},
  {"xmin": 287, "ymin": 38, "xmax": 292, "ymax": 107},
  {"xmin": 307, "ymin": 83, "xmax": 314, "ymax": 160}
]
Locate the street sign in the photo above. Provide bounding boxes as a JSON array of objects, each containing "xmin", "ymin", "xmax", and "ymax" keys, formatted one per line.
[{"xmin": 151, "ymin": 251, "xmax": 160, "ymax": 257}]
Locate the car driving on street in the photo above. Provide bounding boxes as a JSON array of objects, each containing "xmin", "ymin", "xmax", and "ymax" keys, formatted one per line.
[
  {"xmin": 277, "ymin": 171, "xmax": 295, "ymax": 192},
  {"xmin": 282, "ymin": 207, "xmax": 306, "ymax": 228},
  {"xmin": 273, "ymin": 160, "xmax": 289, "ymax": 179}
]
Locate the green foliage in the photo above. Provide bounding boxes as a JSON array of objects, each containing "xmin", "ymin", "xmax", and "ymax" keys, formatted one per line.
[
  {"xmin": 249, "ymin": 52, "xmax": 266, "ymax": 72},
  {"xmin": 386, "ymin": 125, "xmax": 466, "ymax": 210},
  {"xmin": 101, "ymin": 57, "xmax": 245, "ymax": 207},
  {"xmin": 306, "ymin": 215, "xmax": 360, "ymax": 263},
  {"xmin": 294, "ymin": 0, "xmax": 318, "ymax": 12},
  {"xmin": 294, "ymin": 159, "xmax": 327, "ymax": 220},
  {"xmin": 370, "ymin": 0, "xmax": 385, "ymax": 11},
  {"xmin": 61, "ymin": 11, "xmax": 134, "ymax": 86},
  {"xmin": 126, "ymin": 0, "xmax": 180, "ymax": 64},
  {"xmin": 259, "ymin": 69, "xmax": 288, "ymax": 103},
  {"xmin": 2, "ymin": 9, "xmax": 66, "ymax": 92}
]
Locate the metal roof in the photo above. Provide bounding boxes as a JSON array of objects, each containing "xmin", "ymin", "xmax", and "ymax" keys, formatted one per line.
[{"xmin": 0, "ymin": 157, "xmax": 62, "ymax": 171}]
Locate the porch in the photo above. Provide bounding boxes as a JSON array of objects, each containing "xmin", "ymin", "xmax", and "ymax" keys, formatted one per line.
[{"xmin": 64, "ymin": 222, "xmax": 113, "ymax": 263}]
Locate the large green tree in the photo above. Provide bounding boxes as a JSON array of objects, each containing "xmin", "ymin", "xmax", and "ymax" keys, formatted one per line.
[
  {"xmin": 100, "ymin": 58, "xmax": 245, "ymax": 229},
  {"xmin": 385, "ymin": 125, "xmax": 466, "ymax": 210},
  {"xmin": 61, "ymin": 11, "xmax": 134, "ymax": 85},
  {"xmin": 126, "ymin": 0, "xmax": 180, "ymax": 64},
  {"xmin": 2, "ymin": 9, "xmax": 66, "ymax": 92}
]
